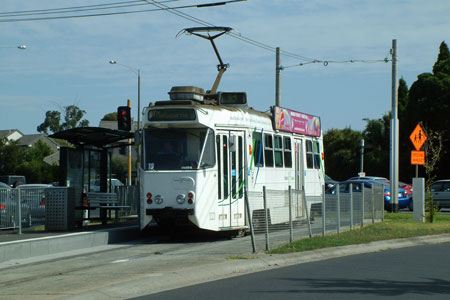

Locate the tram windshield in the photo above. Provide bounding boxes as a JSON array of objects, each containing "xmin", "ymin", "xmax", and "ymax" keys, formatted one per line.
[{"xmin": 144, "ymin": 128, "xmax": 215, "ymax": 170}]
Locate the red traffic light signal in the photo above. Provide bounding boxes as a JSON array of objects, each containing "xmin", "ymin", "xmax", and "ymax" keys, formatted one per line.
[{"xmin": 117, "ymin": 106, "xmax": 131, "ymax": 131}]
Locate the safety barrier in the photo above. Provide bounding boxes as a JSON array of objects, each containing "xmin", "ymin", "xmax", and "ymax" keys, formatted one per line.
[
  {"xmin": 247, "ymin": 182, "xmax": 384, "ymax": 252},
  {"xmin": 0, "ymin": 186, "xmax": 139, "ymax": 233}
]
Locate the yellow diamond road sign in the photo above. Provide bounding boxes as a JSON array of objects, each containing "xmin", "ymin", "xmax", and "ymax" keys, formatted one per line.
[{"xmin": 410, "ymin": 124, "xmax": 427, "ymax": 151}]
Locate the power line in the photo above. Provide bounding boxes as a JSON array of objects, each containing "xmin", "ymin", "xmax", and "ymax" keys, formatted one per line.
[
  {"xmin": 0, "ymin": 1, "xmax": 161, "ymax": 16},
  {"xmin": 0, "ymin": 0, "xmax": 243, "ymax": 22},
  {"xmin": 144, "ymin": 0, "xmax": 389, "ymax": 66},
  {"xmin": 1, "ymin": 0, "xmax": 391, "ymax": 66}
]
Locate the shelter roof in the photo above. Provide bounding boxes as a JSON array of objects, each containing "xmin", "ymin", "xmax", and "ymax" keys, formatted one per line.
[{"xmin": 49, "ymin": 127, "xmax": 133, "ymax": 148}]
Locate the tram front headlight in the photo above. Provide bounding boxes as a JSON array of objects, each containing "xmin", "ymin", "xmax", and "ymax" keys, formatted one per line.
[
  {"xmin": 176, "ymin": 194, "xmax": 186, "ymax": 204},
  {"xmin": 154, "ymin": 195, "xmax": 163, "ymax": 204}
]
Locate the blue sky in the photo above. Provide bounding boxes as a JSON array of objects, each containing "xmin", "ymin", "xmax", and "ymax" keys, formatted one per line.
[{"xmin": 1, "ymin": 0, "xmax": 449, "ymax": 134}]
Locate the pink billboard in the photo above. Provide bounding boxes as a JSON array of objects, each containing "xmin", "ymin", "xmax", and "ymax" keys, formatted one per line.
[{"xmin": 273, "ymin": 106, "xmax": 321, "ymax": 137}]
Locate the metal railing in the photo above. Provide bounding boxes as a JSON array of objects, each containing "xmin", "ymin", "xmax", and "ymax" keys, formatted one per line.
[
  {"xmin": 0, "ymin": 186, "xmax": 140, "ymax": 233},
  {"xmin": 247, "ymin": 183, "xmax": 384, "ymax": 252}
]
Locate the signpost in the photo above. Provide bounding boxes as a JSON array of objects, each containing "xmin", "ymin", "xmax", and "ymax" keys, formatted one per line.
[
  {"xmin": 410, "ymin": 124, "xmax": 427, "ymax": 223},
  {"xmin": 409, "ymin": 124, "xmax": 427, "ymax": 177}
]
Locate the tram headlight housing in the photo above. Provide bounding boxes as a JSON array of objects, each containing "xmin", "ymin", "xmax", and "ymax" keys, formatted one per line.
[
  {"xmin": 154, "ymin": 195, "xmax": 163, "ymax": 204},
  {"xmin": 176, "ymin": 194, "xmax": 186, "ymax": 204}
]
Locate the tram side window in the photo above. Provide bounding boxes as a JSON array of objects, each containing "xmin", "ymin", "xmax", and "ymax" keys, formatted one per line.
[
  {"xmin": 264, "ymin": 134, "xmax": 274, "ymax": 167},
  {"xmin": 314, "ymin": 141, "xmax": 321, "ymax": 169},
  {"xmin": 306, "ymin": 140, "xmax": 314, "ymax": 169},
  {"xmin": 274, "ymin": 135, "xmax": 283, "ymax": 167},
  {"xmin": 252, "ymin": 131, "xmax": 264, "ymax": 167},
  {"xmin": 283, "ymin": 137, "xmax": 292, "ymax": 168}
]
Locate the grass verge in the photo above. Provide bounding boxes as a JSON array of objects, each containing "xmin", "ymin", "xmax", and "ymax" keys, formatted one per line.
[{"xmin": 268, "ymin": 213, "xmax": 450, "ymax": 254}]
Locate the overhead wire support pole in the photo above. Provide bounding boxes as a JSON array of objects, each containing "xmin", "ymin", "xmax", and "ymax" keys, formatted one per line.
[
  {"xmin": 275, "ymin": 47, "xmax": 282, "ymax": 108},
  {"xmin": 389, "ymin": 39, "xmax": 399, "ymax": 212}
]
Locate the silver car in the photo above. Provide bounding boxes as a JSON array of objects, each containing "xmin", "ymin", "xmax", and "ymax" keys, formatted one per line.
[{"xmin": 430, "ymin": 180, "xmax": 450, "ymax": 208}]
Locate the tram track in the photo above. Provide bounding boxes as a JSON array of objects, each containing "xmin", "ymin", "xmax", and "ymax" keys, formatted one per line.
[{"xmin": 0, "ymin": 231, "xmax": 244, "ymax": 290}]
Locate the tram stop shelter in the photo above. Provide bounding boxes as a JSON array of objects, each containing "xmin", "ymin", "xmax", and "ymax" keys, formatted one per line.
[{"xmin": 49, "ymin": 127, "xmax": 134, "ymax": 227}]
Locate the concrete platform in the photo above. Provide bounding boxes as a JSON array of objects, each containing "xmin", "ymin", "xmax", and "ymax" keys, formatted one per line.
[{"xmin": 0, "ymin": 220, "xmax": 141, "ymax": 264}]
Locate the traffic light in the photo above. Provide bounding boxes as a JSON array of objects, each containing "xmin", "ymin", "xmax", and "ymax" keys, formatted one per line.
[{"xmin": 117, "ymin": 106, "xmax": 131, "ymax": 131}]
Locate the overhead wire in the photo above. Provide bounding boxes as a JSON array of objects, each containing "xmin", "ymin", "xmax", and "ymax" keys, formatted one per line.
[
  {"xmin": 0, "ymin": 0, "xmax": 391, "ymax": 66},
  {"xmin": 144, "ymin": 0, "xmax": 389, "ymax": 66},
  {"xmin": 0, "ymin": 0, "xmax": 243, "ymax": 22},
  {"xmin": 0, "ymin": 1, "xmax": 187, "ymax": 18}
]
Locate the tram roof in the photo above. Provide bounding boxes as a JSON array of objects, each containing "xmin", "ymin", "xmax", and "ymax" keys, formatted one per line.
[{"xmin": 50, "ymin": 127, "xmax": 133, "ymax": 148}]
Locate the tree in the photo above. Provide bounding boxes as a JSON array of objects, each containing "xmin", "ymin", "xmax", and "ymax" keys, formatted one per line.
[
  {"xmin": 406, "ymin": 41, "xmax": 450, "ymax": 179},
  {"xmin": 421, "ymin": 125, "xmax": 444, "ymax": 223},
  {"xmin": 0, "ymin": 138, "xmax": 25, "ymax": 175},
  {"xmin": 362, "ymin": 115, "xmax": 391, "ymax": 178},
  {"xmin": 111, "ymin": 156, "xmax": 136, "ymax": 185},
  {"xmin": 102, "ymin": 112, "xmax": 117, "ymax": 121},
  {"xmin": 0, "ymin": 138, "xmax": 59, "ymax": 183},
  {"xmin": 37, "ymin": 105, "xmax": 89, "ymax": 134},
  {"xmin": 323, "ymin": 128, "xmax": 363, "ymax": 181}
]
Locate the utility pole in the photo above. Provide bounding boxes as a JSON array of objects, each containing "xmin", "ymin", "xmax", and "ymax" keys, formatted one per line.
[
  {"xmin": 389, "ymin": 39, "xmax": 399, "ymax": 212},
  {"xmin": 360, "ymin": 139, "xmax": 365, "ymax": 176},
  {"xmin": 275, "ymin": 47, "xmax": 282, "ymax": 107}
]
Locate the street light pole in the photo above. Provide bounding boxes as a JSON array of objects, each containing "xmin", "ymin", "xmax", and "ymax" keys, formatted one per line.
[
  {"xmin": 109, "ymin": 60, "xmax": 141, "ymax": 133},
  {"xmin": 0, "ymin": 45, "xmax": 26, "ymax": 49}
]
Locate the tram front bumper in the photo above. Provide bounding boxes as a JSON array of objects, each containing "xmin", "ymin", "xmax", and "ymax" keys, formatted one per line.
[{"xmin": 146, "ymin": 208, "xmax": 194, "ymax": 226}]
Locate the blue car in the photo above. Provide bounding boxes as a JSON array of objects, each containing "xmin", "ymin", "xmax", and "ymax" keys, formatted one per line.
[
  {"xmin": 381, "ymin": 183, "xmax": 410, "ymax": 211},
  {"xmin": 328, "ymin": 180, "xmax": 410, "ymax": 211},
  {"xmin": 327, "ymin": 180, "xmax": 375, "ymax": 194}
]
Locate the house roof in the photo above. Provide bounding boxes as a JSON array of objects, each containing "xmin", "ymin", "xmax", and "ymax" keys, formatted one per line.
[{"xmin": 0, "ymin": 129, "xmax": 24, "ymax": 140}]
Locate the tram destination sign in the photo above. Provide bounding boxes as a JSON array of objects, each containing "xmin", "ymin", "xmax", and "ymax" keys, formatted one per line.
[
  {"xmin": 273, "ymin": 106, "xmax": 321, "ymax": 137},
  {"xmin": 148, "ymin": 108, "xmax": 196, "ymax": 121}
]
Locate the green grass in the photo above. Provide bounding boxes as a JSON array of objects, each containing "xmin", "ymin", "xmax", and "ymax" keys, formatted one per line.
[{"xmin": 268, "ymin": 213, "xmax": 450, "ymax": 254}]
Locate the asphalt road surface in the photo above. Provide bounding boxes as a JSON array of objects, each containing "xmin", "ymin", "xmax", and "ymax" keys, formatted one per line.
[{"xmin": 136, "ymin": 242, "xmax": 450, "ymax": 300}]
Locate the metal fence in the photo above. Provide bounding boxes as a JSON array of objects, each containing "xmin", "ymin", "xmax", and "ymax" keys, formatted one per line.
[
  {"xmin": 0, "ymin": 186, "xmax": 139, "ymax": 232},
  {"xmin": 116, "ymin": 185, "xmax": 139, "ymax": 216},
  {"xmin": 247, "ymin": 183, "xmax": 384, "ymax": 252}
]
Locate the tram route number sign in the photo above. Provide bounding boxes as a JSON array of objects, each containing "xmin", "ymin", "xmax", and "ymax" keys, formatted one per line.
[
  {"xmin": 409, "ymin": 124, "xmax": 427, "ymax": 151},
  {"xmin": 411, "ymin": 150, "xmax": 425, "ymax": 165}
]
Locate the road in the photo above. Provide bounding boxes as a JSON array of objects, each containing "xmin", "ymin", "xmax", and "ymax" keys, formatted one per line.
[
  {"xmin": 0, "ymin": 230, "xmax": 266, "ymax": 300},
  {"xmin": 1, "ymin": 225, "xmax": 449, "ymax": 299},
  {"xmin": 136, "ymin": 242, "xmax": 450, "ymax": 300}
]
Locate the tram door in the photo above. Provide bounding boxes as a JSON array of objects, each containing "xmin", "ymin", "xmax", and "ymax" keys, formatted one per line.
[
  {"xmin": 294, "ymin": 139, "xmax": 304, "ymax": 191},
  {"xmin": 216, "ymin": 131, "xmax": 246, "ymax": 228}
]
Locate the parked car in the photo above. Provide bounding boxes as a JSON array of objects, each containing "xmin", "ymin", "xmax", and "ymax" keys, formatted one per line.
[
  {"xmin": 0, "ymin": 182, "xmax": 10, "ymax": 189},
  {"xmin": 348, "ymin": 176, "xmax": 388, "ymax": 184},
  {"xmin": 0, "ymin": 175, "xmax": 26, "ymax": 188},
  {"xmin": 325, "ymin": 175, "xmax": 338, "ymax": 192},
  {"xmin": 429, "ymin": 179, "xmax": 450, "ymax": 209},
  {"xmin": 17, "ymin": 184, "xmax": 52, "ymax": 224},
  {"xmin": 330, "ymin": 179, "xmax": 409, "ymax": 211},
  {"xmin": 110, "ymin": 178, "xmax": 124, "ymax": 192},
  {"xmin": 327, "ymin": 180, "xmax": 378, "ymax": 194},
  {"xmin": 348, "ymin": 176, "xmax": 412, "ymax": 210},
  {"xmin": 0, "ymin": 183, "xmax": 32, "ymax": 228},
  {"xmin": 381, "ymin": 182, "xmax": 410, "ymax": 211},
  {"xmin": 0, "ymin": 182, "xmax": 13, "ymax": 227}
]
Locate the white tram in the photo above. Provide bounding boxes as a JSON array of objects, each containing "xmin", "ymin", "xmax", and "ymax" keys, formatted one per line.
[{"xmin": 139, "ymin": 86, "xmax": 325, "ymax": 231}]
